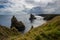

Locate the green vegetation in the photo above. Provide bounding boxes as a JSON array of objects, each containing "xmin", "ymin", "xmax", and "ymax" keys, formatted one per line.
[
  {"xmin": 0, "ymin": 25, "xmax": 20, "ymax": 40},
  {"xmin": 0, "ymin": 16, "xmax": 60, "ymax": 40},
  {"xmin": 9, "ymin": 16, "xmax": 60, "ymax": 40}
]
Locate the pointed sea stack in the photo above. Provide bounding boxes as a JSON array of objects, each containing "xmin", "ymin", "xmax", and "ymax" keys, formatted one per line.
[
  {"xmin": 29, "ymin": 14, "xmax": 36, "ymax": 20},
  {"xmin": 11, "ymin": 16, "xmax": 25, "ymax": 32},
  {"xmin": 29, "ymin": 14, "xmax": 36, "ymax": 23}
]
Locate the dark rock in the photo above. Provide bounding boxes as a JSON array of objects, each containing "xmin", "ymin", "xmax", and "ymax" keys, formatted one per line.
[
  {"xmin": 44, "ymin": 15, "xmax": 57, "ymax": 21},
  {"xmin": 29, "ymin": 14, "xmax": 36, "ymax": 20},
  {"xmin": 11, "ymin": 16, "xmax": 25, "ymax": 32},
  {"xmin": 38, "ymin": 14, "xmax": 59, "ymax": 21},
  {"xmin": 29, "ymin": 14, "xmax": 36, "ymax": 23},
  {"xmin": 31, "ymin": 26, "xmax": 33, "ymax": 30}
]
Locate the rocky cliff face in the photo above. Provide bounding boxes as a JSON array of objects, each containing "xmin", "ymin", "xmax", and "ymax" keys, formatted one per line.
[{"xmin": 11, "ymin": 16, "xmax": 25, "ymax": 32}]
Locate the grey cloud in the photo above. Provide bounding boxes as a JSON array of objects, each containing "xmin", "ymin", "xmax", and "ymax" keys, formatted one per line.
[
  {"xmin": 20, "ymin": 0, "xmax": 60, "ymax": 14},
  {"xmin": 25, "ymin": 0, "xmax": 41, "ymax": 6},
  {"xmin": 40, "ymin": 0, "xmax": 60, "ymax": 14},
  {"xmin": 0, "ymin": 0, "xmax": 60, "ymax": 15},
  {"xmin": 29, "ymin": 7, "xmax": 43, "ymax": 14},
  {"xmin": 0, "ymin": 0, "xmax": 8, "ymax": 3},
  {"xmin": 25, "ymin": 0, "xmax": 34, "ymax": 4}
]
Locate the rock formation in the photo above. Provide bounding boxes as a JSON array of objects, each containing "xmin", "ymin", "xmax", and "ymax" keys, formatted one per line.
[
  {"xmin": 38, "ymin": 14, "xmax": 59, "ymax": 21},
  {"xmin": 11, "ymin": 16, "xmax": 25, "ymax": 32},
  {"xmin": 29, "ymin": 14, "xmax": 36, "ymax": 23}
]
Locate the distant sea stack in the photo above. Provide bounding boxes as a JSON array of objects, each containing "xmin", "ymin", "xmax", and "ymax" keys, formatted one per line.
[
  {"xmin": 29, "ymin": 14, "xmax": 36, "ymax": 23},
  {"xmin": 11, "ymin": 16, "xmax": 25, "ymax": 32}
]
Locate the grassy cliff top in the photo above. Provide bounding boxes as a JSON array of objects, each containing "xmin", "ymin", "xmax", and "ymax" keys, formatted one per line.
[
  {"xmin": 9, "ymin": 16, "xmax": 60, "ymax": 40},
  {"xmin": 0, "ymin": 25, "xmax": 20, "ymax": 40}
]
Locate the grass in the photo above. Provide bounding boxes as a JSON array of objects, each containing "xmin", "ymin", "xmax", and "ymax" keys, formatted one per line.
[
  {"xmin": 0, "ymin": 25, "xmax": 20, "ymax": 40},
  {"xmin": 11, "ymin": 16, "xmax": 60, "ymax": 40},
  {"xmin": 0, "ymin": 16, "xmax": 60, "ymax": 40}
]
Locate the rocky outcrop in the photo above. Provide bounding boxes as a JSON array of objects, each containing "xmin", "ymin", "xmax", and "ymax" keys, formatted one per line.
[
  {"xmin": 29, "ymin": 14, "xmax": 36, "ymax": 23},
  {"xmin": 44, "ymin": 15, "xmax": 57, "ymax": 21},
  {"xmin": 11, "ymin": 16, "xmax": 25, "ymax": 32},
  {"xmin": 38, "ymin": 14, "xmax": 59, "ymax": 21}
]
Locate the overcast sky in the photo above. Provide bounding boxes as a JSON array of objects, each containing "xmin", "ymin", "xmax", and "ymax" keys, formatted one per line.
[{"xmin": 0, "ymin": 0, "xmax": 60, "ymax": 15}]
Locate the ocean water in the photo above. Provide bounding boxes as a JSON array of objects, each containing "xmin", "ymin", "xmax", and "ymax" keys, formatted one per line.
[{"xmin": 0, "ymin": 14, "xmax": 46, "ymax": 33}]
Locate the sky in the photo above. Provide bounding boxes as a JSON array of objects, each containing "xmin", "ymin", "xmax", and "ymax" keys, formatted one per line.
[{"xmin": 0, "ymin": 0, "xmax": 60, "ymax": 15}]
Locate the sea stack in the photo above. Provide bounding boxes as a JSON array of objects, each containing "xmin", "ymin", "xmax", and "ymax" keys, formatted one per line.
[
  {"xmin": 11, "ymin": 16, "xmax": 25, "ymax": 32},
  {"xmin": 29, "ymin": 14, "xmax": 36, "ymax": 23}
]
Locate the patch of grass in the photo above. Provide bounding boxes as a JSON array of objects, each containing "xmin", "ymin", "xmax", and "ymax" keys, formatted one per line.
[{"xmin": 0, "ymin": 25, "xmax": 20, "ymax": 40}]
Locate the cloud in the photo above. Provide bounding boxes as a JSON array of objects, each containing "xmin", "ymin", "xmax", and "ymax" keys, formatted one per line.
[
  {"xmin": 40, "ymin": 0, "xmax": 53, "ymax": 4},
  {"xmin": 29, "ymin": 7, "xmax": 43, "ymax": 14},
  {"xmin": 25, "ymin": 0, "xmax": 34, "ymax": 4},
  {"xmin": 0, "ymin": 0, "xmax": 60, "ymax": 15},
  {"xmin": 43, "ymin": 0, "xmax": 60, "ymax": 14},
  {"xmin": 0, "ymin": 0, "xmax": 36, "ymax": 15},
  {"xmin": 29, "ymin": 0, "xmax": 60, "ymax": 14},
  {"xmin": 25, "ymin": 0, "xmax": 41, "ymax": 7},
  {"xmin": 0, "ymin": 0, "xmax": 26, "ymax": 15}
]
